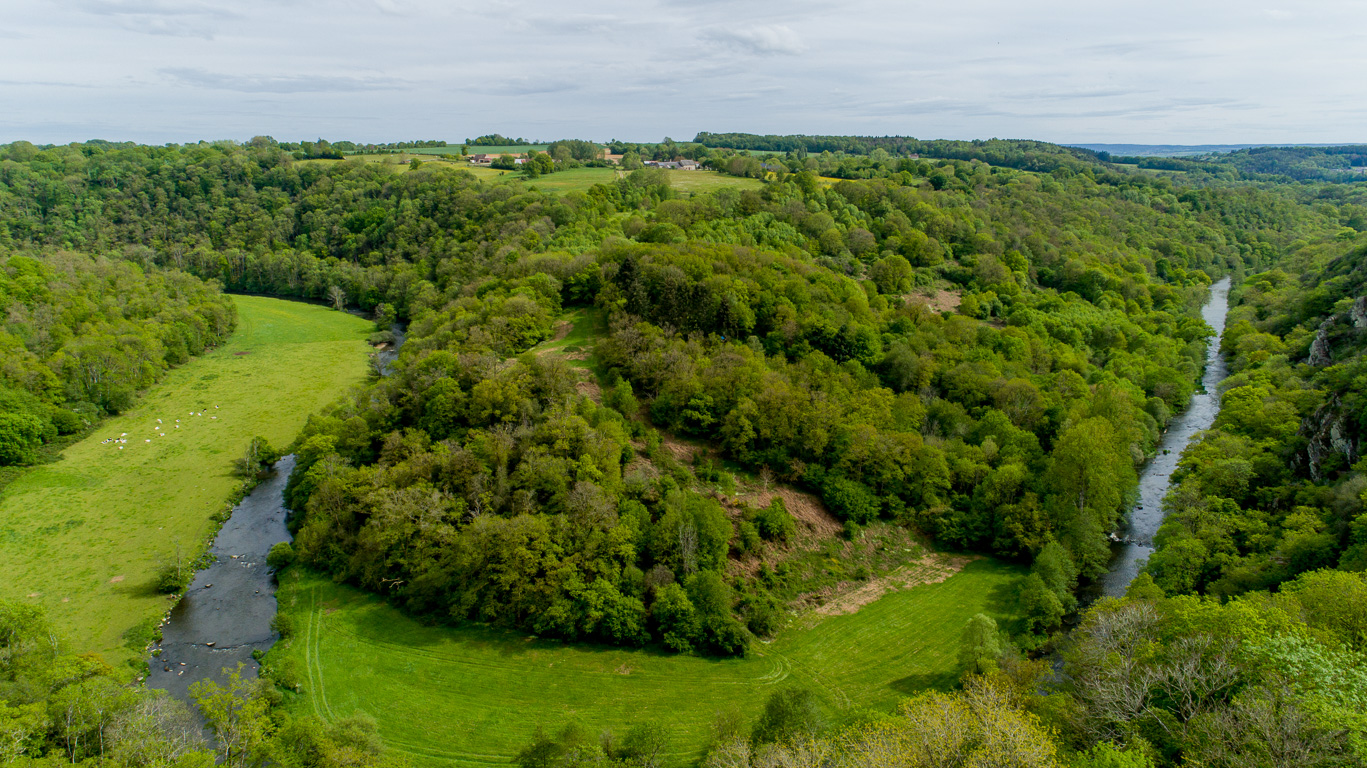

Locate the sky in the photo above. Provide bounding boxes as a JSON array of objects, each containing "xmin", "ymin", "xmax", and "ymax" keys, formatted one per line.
[{"xmin": 2, "ymin": 0, "xmax": 1365, "ymax": 146}]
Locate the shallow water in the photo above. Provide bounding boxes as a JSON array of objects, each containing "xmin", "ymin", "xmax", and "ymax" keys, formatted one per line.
[
  {"xmin": 1100, "ymin": 277, "xmax": 1231, "ymax": 596},
  {"xmin": 147, "ymin": 455, "xmax": 295, "ymax": 702},
  {"xmin": 377, "ymin": 323, "xmax": 407, "ymax": 376}
]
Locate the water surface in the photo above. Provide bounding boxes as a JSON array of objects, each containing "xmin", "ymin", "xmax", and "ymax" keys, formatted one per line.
[
  {"xmin": 147, "ymin": 455, "xmax": 295, "ymax": 701},
  {"xmin": 1101, "ymin": 277, "xmax": 1231, "ymax": 596}
]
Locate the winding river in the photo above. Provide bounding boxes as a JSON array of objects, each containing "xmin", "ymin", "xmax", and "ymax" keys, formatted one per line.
[
  {"xmin": 150, "ymin": 321, "xmax": 407, "ymax": 704},
  {"xmin": 1101, "ymin": 277, "xmax": 1232, "ymax": 596},
  {"xmin": 147, "ymin": 455, "xmax": 296, "ymax": 700},
  {"xmin": 145, "ymin": 281, "xmax": 1225, "ymax": 698}
]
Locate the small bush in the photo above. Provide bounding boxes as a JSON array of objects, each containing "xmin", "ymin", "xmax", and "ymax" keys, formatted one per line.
[
  {"xmin": 156, "ymin": 559, "xmax": 193, "ymax": 594},
  {"xmin": 271, "ymin": 612, "xmax": 296, "ymax": 639},
  {"xmin": 267, "ymin": 541, "xmax": 295, "ymax": 570},
  {"xmin": 753, "ymin": 498, "xmax": 796, "ymax": 542},
  {"xmin": 736, "ymin": 521, "xmax": 762, "ymax": 556}
]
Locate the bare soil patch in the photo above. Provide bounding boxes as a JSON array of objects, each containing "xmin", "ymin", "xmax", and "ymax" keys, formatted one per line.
[
  {"xmin": 659, "ymin": 434, "xmax": 705, "ymax": 463},
  {"xmin": 741, "ymin": 487, "xmax": 841, "ymax": 537},
  {"xmin": 903, "ymin": 288, "xmax": 961, "ymax": 313},
  {"xmin": 813, "ymin": 552, "xmax": 975, "ymax": 616},
  {"xmin": 575, "ymin": 379, "xmax": 602, "ymax": 404}
]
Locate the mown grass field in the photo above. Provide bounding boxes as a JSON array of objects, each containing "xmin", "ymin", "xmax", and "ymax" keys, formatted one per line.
[
  {"xmin": 407, "ymin": 145, "xmax": 551, "ymax": 156},
  {"xmin": 0, "ymin": 296, "xmax": 373, "ymax": 664},
  {"xmin": 270, "ymin": 558, "xmax": 1022, "ymax": 767},
  {"xmin": 297, "ymin": 156, "xmax": 761, "ymax": 194}
]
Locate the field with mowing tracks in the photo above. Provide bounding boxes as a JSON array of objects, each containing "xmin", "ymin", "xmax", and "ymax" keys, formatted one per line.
[
  {"xmin": 296, "ymin": 157, "xmax": 761, "ymax": 194},
  {"xmin": 270, "ymin": 558, "xmax": 1023, "ymax": 767},
  {"xmin": 0, "ymin": 296, "xmax": 373, "ymax": 664}
]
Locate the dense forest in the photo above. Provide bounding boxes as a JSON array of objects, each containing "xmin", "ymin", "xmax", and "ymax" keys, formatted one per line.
[
  {"xmin": 1144, "ymin": 231, "xmax": 1367, "ymax": 595},
  {"xmin": 0, "ymin": 251, "xmax": 235, "ymax": 466},
  {"xmin": 4, "ymin": 132, "xmax": 1367, "ymax": 764},
  {"xmin": 1117, "ymin": 145, "xmax": 1367, "ymax": 183},
  {"xmin": 0, "ymin": 135, "xmax": 1340, "ymax": 648}
]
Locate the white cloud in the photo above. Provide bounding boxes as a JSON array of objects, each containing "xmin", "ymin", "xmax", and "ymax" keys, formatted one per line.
[
  {"xmin": 699, "ymin": 24, "xmax": 807, "ymax": 56},
  {"xmin": 0, "ymin": 0, "xmax": 1363, "ymax": 144}
]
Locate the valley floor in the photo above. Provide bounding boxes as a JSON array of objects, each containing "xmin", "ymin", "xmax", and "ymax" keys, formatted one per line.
[
  {"xmin": 269, "ymin": 558, "xmax": 1023, "ymax": 767},
  {"xmin": 0, "ymin": 296, "xmax": 373, "ymax": 665}
]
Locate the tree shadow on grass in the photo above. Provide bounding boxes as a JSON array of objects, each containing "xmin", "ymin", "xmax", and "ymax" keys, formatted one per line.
[
  {"xmin": 985, "ymin": 570, "xmax": 1026, "ymax": 635},
  {"xmin": 889, "ymin": 670, "xmax": 955, "ymax": 695}
]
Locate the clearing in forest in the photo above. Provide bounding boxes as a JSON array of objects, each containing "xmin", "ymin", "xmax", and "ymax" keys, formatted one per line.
[
  {"xmin": 270, "ymin": 558, "xmax": 1022, "ymax": 768},
  {"xmin": 0, "ymin": 296, "xmax": 373, "ymax": 665}
]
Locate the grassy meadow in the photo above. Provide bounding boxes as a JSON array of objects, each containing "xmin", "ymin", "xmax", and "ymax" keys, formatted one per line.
[
  {"xmin": 297, "ymin": 156, "xmax": 762, "ymax": 194},
  {"xmin": 0, "ymin": 296, "xmax": 373, "ymax": 664},
  {"xmin": 270, "ymin": 558, "xmax": 1022, "ymax": 767}
]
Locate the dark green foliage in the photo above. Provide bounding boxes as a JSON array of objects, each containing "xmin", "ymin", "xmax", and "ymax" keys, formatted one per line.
[
  {"xmin": 267, "ymin": 542, "xmax": 295, "ymax": 571},
  {"xmin": 750, "ymin": 686, "xmax": 824, "ymax": 745},
  {"xmin": 0, "ymin": 251, "xmax": 234, "ymax": 465},
  {"xmin": 234, "ymin": 436, "xmax": 281, "ymax": 477},
  {"xmin": 752, "ymin": 498, "xmax": 795, "ymax": 542},
  {"xmin": 820, "ymin": 476, "xmax": 881, "ymax": 525}
]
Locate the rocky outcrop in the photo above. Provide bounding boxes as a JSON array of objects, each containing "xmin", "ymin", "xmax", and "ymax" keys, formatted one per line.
[
  {"xmin": 1352, "ymin": 296, "xmax": 1367, "ymax": 329},
  {"xmin": 1307, "ymin": 296, "xmax": 1367, "ymax": 367},
  {"xmin": 1308, "ymin": 317, "xmax": 1335, "ymax": 366},
  {"xmin": 1297, "ymin": 395, "xmax": 1359, "ymax": 481}
]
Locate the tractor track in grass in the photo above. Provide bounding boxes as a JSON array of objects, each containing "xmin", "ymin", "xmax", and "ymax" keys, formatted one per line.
[{"xmin": 272, "ymin": 559, "xmax": 1023, "ymax": 767}]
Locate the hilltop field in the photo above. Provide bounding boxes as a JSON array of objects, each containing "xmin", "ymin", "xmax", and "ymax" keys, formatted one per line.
[
  {"xmin": 0, "ymin": 296, "xmax": 373, "ymax": 664},
  {"xmin": 299, "ymin": 154, "xmax": 763, "ymax": 193}
]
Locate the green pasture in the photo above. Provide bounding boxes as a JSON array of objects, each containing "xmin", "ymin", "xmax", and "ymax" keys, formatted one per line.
[
  {"xmin": 293, "ymin": 156, "xmax": 760, "ymax": 194},
  {"xmin": 517, "ymin": 167, "xmax": 762, "ymax": 194},
  {"xmin": 408, "ymin": 145, "xmax": 551, "ymax": 156},
  {"xmin": 0, "ymin": 296, "xmax": 373, "ymax": 664},
  {"xmin": 270, "ymin": 558, "xmax": 1022, "ymax": 767}
]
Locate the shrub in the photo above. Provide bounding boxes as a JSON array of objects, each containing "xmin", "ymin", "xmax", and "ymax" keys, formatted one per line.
[
  {"xmin": 0, "ymin": 411, "xmax": 46, "ymax": 466},
  {"xmin": 753, "ymin": 498, "xmax": 796, "ymax": 542},
  {"xmin": 736, "ymin": 521, "xmax": 762, "ymax": 556},
  {"xmin": 821, "ymin": 476, "xmax": 880, "ymax": 524},
  {"xmin": 267, "ymin": 541, "xmax": 295, "ymax": 570},
  {"xmin": 751, "ymin": 687, "xmax": 824, "ymax": 745},
  {"xmin": 156, "ymin": 559, "xmax": 193, "ymax": 594},
  {"xmin": 271, "ymin": 611, "xmax": 296, "ymax": 639}
]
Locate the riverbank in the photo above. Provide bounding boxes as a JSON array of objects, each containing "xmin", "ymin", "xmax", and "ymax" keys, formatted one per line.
[
  {"xmin": 1101, "ymin": 276, "xmax": 1232, "ymax": 596},
  {"xmin": 0, "ymin": 296, "xmax": 373, "ymax": 666}
]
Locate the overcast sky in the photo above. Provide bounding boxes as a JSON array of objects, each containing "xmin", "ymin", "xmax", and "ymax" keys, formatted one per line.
[{"xmin": 3, "ymin": 0, "xmax": 1365, "ymax": 146}]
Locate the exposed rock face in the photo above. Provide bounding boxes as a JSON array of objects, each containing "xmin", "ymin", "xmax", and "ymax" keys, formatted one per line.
[
  {"xmin": 1297, "ymin": 396, "xmax": 1360, "ymax": 481},
  {"xmin": 1352, "ymin": 296, "xmax": 1367, "ymax": 329},
  {"xmin": 1309, "ymin": 316, "xmax": 1335, "ymax": 366}
]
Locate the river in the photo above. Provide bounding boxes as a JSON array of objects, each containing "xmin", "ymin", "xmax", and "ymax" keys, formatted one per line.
[
  {"xmin": 147, "ymin": 455, "xmax": 296, "ymax": 701},
  {"xmin": 1100, "ymin": 276, "xmax": 1232, "ymax": 596},
  {"xmin": 149, "ymin": 322, "xmax": 406, "ymax": 704}
]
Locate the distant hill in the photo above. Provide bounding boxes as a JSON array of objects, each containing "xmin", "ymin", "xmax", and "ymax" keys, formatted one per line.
[{"xmin": 1069, "ymin": 142, "xmax": 1367, "ymax": 158}]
